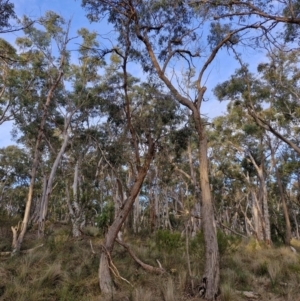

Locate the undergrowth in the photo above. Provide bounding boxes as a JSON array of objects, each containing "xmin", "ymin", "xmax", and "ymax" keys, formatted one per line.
[{"xmin": 0, "ymin": 225, "xmax": 300, "ymax": 301}]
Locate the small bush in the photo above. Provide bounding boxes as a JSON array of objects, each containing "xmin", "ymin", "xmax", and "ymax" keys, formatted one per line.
[
  {"xmin": 217, "ymin": 231, "xmax": 241, "ymax": 256},
  {"xmin": 155, "ymin": 229, "xmax": 183, "ymax": 253},
  {"xmin": 95, "ymin": 201, "xmax": 114, "ymax": 233}
]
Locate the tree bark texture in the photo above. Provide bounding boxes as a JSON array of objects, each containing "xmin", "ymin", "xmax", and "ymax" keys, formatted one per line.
[{"xmin": 197, "ymin": 127, "xmax": 220, "ymax": 300}]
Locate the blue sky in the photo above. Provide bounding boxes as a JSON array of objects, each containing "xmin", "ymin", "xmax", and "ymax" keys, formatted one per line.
[{"xmin": 0, "ymin": 0, "xmax": 266, "ymax": 147}]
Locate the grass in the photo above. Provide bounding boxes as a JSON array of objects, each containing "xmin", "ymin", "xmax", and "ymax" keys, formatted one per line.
[{"xmin": 0, "ymin": 225, "xmax": 300, "ymax": 301}]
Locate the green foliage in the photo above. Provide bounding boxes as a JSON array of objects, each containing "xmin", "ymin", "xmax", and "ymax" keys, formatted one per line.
[
  {"xmin": 242, "ymin": 123, "xmax": 260, "ymax": 135},
  {"xmin": 155, "ymin": 229, "xmax": 183, "ymax": 253},
  {"xmin": 217, "ymin": 231, "xmax": 241, "ymax": 256},
  {"xmin": 170, "ymin": 127, "xmax": 192, "ymax": 160},
  {"xmin": 190, "ymin": 231, "xmax": 205, "ymax": 252},
  {"xmin": 95, "ymin": 201, "xmax": 115, "ymax": 232},
  {"xmin": 0, "ymin": 0, "xmax": 16, "ymax": 32}
]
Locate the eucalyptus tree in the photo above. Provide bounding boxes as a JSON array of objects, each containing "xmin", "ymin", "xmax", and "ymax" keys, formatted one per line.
[
  {"xmin": 213, "ymin": 50, "xmax": 300, "ymax": 243},
  {"xmin": 10, "ymin": 12, "xmax": 71, "ymax": 253},
  {"xmin": 210, "ymin": 105, "xmax": 273, "ymax": 242},
  {"xmin": 81, "ymin": 1, "xmax": 264, "ymax": 297},
  {"xmin": 33, "ymin": 27, "xmax": 105, "ymax": 237},
  {"xmin": 90, "ymin": 48, "xmax": 182, "ymax": 292},
  {"xmin": 248, "ymin": 49, "xmax": 300, "ymax": 155}
]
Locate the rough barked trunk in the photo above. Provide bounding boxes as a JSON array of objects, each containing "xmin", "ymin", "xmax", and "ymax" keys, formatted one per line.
[
  {"xmin": 199, "ymin": 133, "xmax": 219, "ymax": 300},
  {"xmin": 99, "ymin": 252, "xmax": 115, "ymax": 295},
  {"xmin": 193, "ymin": 108, "xmax": 219, "ymax": 300},
  {"xmin": 99, "ymin": 144, "xmax": 155, "ymax": 294},
  {"xmin": 133, "ymin": 192, "xmax": 140, "ymax": 233}
]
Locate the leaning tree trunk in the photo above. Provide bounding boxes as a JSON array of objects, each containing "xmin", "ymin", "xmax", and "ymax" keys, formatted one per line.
[
  {"xmin": 38, "ymin": 128, "xmax": 70, "ymax": 237},
  {"xmin": 99, "ymin": 141, "xmax": 155, "ymax": 294}
]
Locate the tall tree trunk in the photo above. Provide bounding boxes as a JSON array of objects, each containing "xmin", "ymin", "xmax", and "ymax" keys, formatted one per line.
[
  {"xmin": 38, "ymin": 129, "xmax": 70, "ymax": 237},
  {"xmin": 257, "ymin": 168, "xmax": 271, "ymax": 244},
  {"xmin": 66, "ymin": 161, "xmax": 85, "ymax": 238},
  {"xmin": 269, "ymin": 142, "xmax": 291, "ymax": 245},
  {"xmin": 193, "ymin": 107, "xmax": 219, "ymax": 300},
  {"xmin": 248, "ymin": 153, "xmax": 271, "ymax": 244},
  {"xmin": 251, "ymin": 190, "xmax": 264, "ymax": 241},
  {"xmin": 38, "ymin": 175, "xmax": 48, "ymax": 237}
]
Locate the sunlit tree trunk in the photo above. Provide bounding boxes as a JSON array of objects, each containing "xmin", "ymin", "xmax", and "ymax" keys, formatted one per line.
[
  {"xmin": 247, "ymin": 152, "xmax": 271, "ymax": 244},
  {"xmin": 38, "ymin": 126, "xmax": 70, "ymax": 237},
  {"xmin": 66, "ymin": 161, "xmax": 85, "ymax": 238},
  {"xmin": 195, "ymin": 112, "xmax": 219, "ymax": 299}
]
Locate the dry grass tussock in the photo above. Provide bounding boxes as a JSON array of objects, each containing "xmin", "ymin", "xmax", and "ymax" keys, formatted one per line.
[{"xmin": 221, "ymin": 238, "xmax": 300, "ymax": 301}]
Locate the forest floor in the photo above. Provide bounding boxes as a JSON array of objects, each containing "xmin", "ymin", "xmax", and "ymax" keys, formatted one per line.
[{"xmin": 1, "ymin": 221, "xmax": 300, "ymax": 301}]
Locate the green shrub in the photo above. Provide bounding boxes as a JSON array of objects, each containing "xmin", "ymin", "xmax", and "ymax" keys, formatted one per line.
[
  {"xmin": 155, "ymin": 229, "xmax": 183, "ymax": 253},
  {"xmin": 217, "ymin": 231, "xmax": 241, "ymax": 257},
  {"xmin": 95, "ymin": 201, "xmax": 114, "ymax": 233}
]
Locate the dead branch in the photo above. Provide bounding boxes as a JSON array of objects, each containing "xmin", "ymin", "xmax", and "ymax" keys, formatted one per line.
[
  {"xmin": 101, "ymin": 244, "xmax": 133, "ymax": 287},
  {"xmin": 0, "ymin": 243, "xmax": 44, "ymax": 257},
  {"xmin": 89, "ymin": 239, "xmax": 96, "ymax": 254},
  {"xmin": 219, "ymin": 223, "xmax": 247, "ymax": 239},
  {"xmin": 116, "ymin": 239, "xmax": 165, "ymax": 274}
]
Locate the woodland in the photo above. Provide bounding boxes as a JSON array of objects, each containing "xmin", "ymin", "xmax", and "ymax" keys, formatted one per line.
[{"xmin": 1, "ymin": 0, "xmax": 300, "ymax": 300}]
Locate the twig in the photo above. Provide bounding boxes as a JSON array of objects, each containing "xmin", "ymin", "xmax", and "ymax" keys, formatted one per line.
[
  {"xmin": 156, "ymin": 259, "xmax": 163, "ymax": 270},
  {"xmin": 90, "ymin": 239, "xmax": 96, "ymax": 254},
  {"xmin": 220, "ymin": 223, "xmax": 247, "ymax": 238}
]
